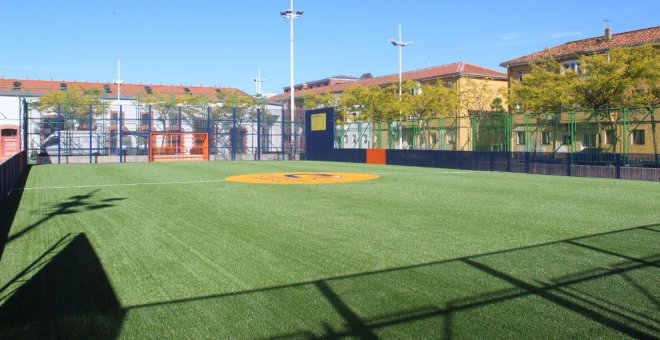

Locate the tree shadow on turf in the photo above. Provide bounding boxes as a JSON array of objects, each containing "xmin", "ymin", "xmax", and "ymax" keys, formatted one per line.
[
  {"xmin": 124, "ymin": 223, "xmax": 659, "ymax": 339},
  {"xmin": 0, "ymin": 233, "xmax": 125, "ymax": 339},
  {"xmin": 4, "ymin": 189, "xmax": 125, "ymax": 246}
]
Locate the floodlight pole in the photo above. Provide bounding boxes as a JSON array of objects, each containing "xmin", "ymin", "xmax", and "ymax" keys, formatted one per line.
[
  {"xmin": 252, "ymin": 68, "xmax": 267, "ymax": 96},
  {"xmin": 388, "ymin": 24, "xmax": 414, "ymax": 101},
  {"xmin": 114, "ymin": 59, "xmax": 123, "ymax": 102},
  {"xmin": 281, "ymin": 0, "xmax": 302, "ymax": 156},
  {"xmin": 388, "ymin": 24, "xmax": 413, "ymax": 149}
]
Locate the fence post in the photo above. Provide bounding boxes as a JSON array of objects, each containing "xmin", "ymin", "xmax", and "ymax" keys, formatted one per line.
[
  {"xmin": 257, "ymin": 109, "xmax": 261, "ymax": 161},
  {"xmin": 615, "ymin": 153, "xmax": 621, "ymax": 179},
  {"xmin": 119, "ymin": 105, "xmax": 123, "ymax": 163},
  {"xmin": 232, "ymin": 107, "xmax": 237, "ymax": 161},
  {"xmin": 22, "ymin": 99, "xmax": 28, "ymax": 153},
  {"xmin": 281, "ymin": 108, "xmax": 285, "ymax": 160},
  {"xmin": 207, "ymin": 106, "xmax": 212, "ymax": 159},
  {"xmin": 148, "ymin": 105, "xmax": 152, "ymax": 158},
  {"xmin": 57, "ymin": 104, "xmax": 62, "ymax": 164}
]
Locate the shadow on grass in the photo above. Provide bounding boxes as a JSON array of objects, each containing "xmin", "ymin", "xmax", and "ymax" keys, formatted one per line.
[
  {"xmin": 0, "ymin": 233, "xmax": 125, "ymax": 339},
  {"xmin": 128, "ymin": 223, "xmax": 660, "ymax": 339},
  {"xmin": 4, "ymin": 189, "xmax": 125, "ymax": 245},
  {"xmin": 1, "ymin": 222, "xmax": 658, "ymax": 339},
  {"xmin": 0, "ymin": 165, "xmax": 31, "ymax": 260}
]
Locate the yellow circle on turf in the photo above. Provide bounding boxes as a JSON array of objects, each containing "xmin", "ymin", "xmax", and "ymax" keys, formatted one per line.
[{"xmin": 225, "ymin": 172, "xmax": 379, "ymax": 185}]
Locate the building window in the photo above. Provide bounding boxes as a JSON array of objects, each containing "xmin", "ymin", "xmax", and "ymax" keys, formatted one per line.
[
  {"xmin": 583, "ymin": 133, "xmax": 597, "ymax": 147},
  {"xmin": 103, "ymin": 84, "xmax": 112, "ymax": 94},
  {"xmin": 516, "ymin": 131, "xmax": 526, "ymax": 145},
  {"xmin": 446, "ymin": 81, "xmax": 454, "ymax": 89},
  {"xmin": 562, "ymin": 135, "xmax": 572, "ymax": 145},
  {"xmin": 447, "ymin": 132, "xmax": 455, "ymax": 145},
  {"xmin": 562, "ymin": 60, "xmax": 580, "ymax": 72},
  {"xmin": 632, "ymin": 130, "xmax": 645, "ymax": 145},
  {"xmin": 517, "ymin": 71, "xmax": 526, "ymax": 81},
  {"xmin": 344, "ymin": 135, "xmax": 348, "ymax": 144},
  {"xmin": 430, "ymin": 133, "xmax": 437, "ymax": 145},
  {"xmin": 541, "ymin": 131, "xmax": 551, "ymax": 145},
  {"xmin": 363, "ymin": 135, "xmax": 368, "ymax": 144},
  {"xmin": 352, "ymin": 134, "xmax": 357, "ymax": 144},
  {"xmin": 606, "ymin": 130, "xmax": 616, "ymax": 145},
  {"xmin": 60, "ymin": 83, "xmax": 68, "ymax": 91},
  {"xmin": 144, "ymin": 86, "xmax": 153, "ymax": 94},
  {"xmin": 12, "ymin": 81, "xmax": 21, "ymax": 90}
]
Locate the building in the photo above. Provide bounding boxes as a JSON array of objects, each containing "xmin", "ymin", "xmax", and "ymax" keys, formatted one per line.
[
  {"xmin": 272, "ymin": 61, "xmax": 508, "ymax": 150},
  {"xmin": 500, "ymin": 26, "xmax": 660, "ymax": 86},
  {"xmin": 282, "ymin": 75, "xmax": 364, "ymax": 93},
  {"xmin": 500, "ymin": 26, "xmax": 660, "ymax": 154}
]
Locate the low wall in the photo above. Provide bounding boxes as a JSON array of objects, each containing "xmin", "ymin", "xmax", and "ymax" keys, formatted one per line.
[{"xmin": 324, "ymin": 149, "xmax": 660, "ymax": 181}]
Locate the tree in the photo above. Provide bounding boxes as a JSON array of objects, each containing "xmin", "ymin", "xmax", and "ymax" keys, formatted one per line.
[
  {"xmin": 509, "ymin": 59, "xmax": 578, "ymax": 113},
  {"xmin": 337, "ymin": 85, "xmax": 399, "ymax": 122},
  {"xmin": 400, "ymin": 80, "xmax": 457, "ymax": 119},
  {"xmin": 35, "ymin": 86, "xmax": 107, "ymax": 129},
  {"xmin": 574, "ymin": 44, "xmax": 660, "ymax": 151},
  {"xmin": 303, "ymin": 92, "xmax": 338, "ymax": 109}
]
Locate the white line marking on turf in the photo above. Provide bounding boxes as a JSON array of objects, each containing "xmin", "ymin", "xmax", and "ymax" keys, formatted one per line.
[{"xmin": 13, "ymin": 179, "xmax": 227, "ymax": 191}]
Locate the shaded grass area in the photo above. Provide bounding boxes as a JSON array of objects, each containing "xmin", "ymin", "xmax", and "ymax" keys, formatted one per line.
[{"xmin": 0, "ymin": 161, "xmax": 658, "ymax": 338}]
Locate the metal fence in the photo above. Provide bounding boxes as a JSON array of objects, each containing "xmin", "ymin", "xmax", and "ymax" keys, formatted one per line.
[
  {"xmin": 336, "ymin": 106, "xmax": 660, "ymax": 167},
  {"xmin": 23, "ymin": 102, "xmax": 305, "ymax": 164}
]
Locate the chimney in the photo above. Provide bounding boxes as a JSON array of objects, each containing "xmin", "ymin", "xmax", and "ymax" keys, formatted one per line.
[{"xmin": 605, "ymin": 27, "xmax": 612, "ymax": 41}]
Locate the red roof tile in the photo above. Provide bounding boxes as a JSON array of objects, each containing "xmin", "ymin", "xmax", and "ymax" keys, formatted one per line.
[
  {"xmin": 271, "ymin": 61, "xmax": 506, "ymax": 101},
  {"xmin": 500, "ymin": 26, "xmax": 660, "ymax": 67},
  {"xmin": 0, "ymin": 78, "xmax": 247, "ymax": 98}
]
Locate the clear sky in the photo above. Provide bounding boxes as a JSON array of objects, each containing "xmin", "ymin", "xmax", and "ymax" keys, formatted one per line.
[{"xmin": 1, "ymin": 0, "xmax": 658, "ymax": 95}]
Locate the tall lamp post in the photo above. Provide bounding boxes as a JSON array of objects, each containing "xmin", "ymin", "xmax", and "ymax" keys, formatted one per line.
[
  {"xmin": 281, "ymin": 0, "xmax": 303, "ymax": 155},
  {"xmin": 113, "ymin": 59, "xmax": 124, "ymax": 156},
  {"xmin": 388, "ymin": 24, "xmax": 414, "ymax": 101},
  {"xmin": 388, "ymin": 24, "xmax": 413, "ymax": 149}
]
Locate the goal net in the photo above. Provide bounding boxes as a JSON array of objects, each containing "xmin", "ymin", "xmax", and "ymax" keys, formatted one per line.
[{"xmin": 149, "ymin": 132, "xmax": 209, "ymax": 162}]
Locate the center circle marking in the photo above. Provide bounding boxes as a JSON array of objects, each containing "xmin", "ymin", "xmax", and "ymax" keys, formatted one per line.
[{"xmin": 225, "ymin": 172, "xmax": 379, "ymax": 184}]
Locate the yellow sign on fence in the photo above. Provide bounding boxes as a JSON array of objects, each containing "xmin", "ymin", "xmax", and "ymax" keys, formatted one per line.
[{"xmin": 311, "ymin": 113, "xmax": 326, "ymax": 131}]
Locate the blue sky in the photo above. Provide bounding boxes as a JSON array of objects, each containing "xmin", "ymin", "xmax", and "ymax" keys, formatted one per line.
[{"xmin": 1, "ymin": 0, "xmax": 658, "ymax": 95}]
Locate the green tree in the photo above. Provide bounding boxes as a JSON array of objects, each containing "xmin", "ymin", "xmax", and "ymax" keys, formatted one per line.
[
  {"xmin": 303, "ymin": 92, "xmax": 338, "ymax": 109},
  {"xmin": 36, "ymin": 86, "xmax": 107, "ymax": 129},
  {"xmin": 400, "ymin": 80, "xmax": 457, "ymax": 119},
  {"xmin": 338, "ymin": 85, "xmax": 399, "ymax": 122},
  {"xmin": 509, "ymin": 59, "xmax": 578, "ymax": 113}
]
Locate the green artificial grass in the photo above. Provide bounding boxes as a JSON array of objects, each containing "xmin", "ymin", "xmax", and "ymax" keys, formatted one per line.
[{"xmin": 0, "ymin": 161, "xmax": 658, "ymax": 338}]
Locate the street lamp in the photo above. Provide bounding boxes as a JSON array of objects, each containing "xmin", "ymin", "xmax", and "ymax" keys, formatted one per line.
[
  {"xmin": 281, "ymin": 0, "xmax": 303, "ymax": 155},
  {"xmin": 388, "ymin": 24, "xmax": 413, "ymax": 149},
  {"xmin": 388, "ymin": 24, "xmax": 413, "ymax": 101}
]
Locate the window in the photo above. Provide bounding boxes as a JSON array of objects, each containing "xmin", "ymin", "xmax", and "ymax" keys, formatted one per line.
[
  {"xmin": 59, "ymin": 83, "xmax": 68, "ymax": 91},
  {"xmin": 517, "ymin": 71, "xmax": 526, "ymax": 81},
  {"xmin": 363, "ymin": 135, "xmax": 368, "ymax": 144},
  {"xmin": 541, "ymin": 131, "xmax": 552, "ymax": 145},
  {"xmin": 144, "ymin": 86, "xmax": 153, "ymax": 94},
  {"xmin": 344, "ymin": 135, "xmax": 348, "ymax": 144},
  {"xmin": 583, "ymin": 133, "xmax": 597, "ymax": 147},
  {"xmin": 632, "ymin": 130, "xmax": 645, "ymax": 145},
  {"xmin": 446, "ymin": 81, "xmax": 454, "ymax": 89},
  {"xmin": 447, "ymin": 132, "xmax": 456, "ymax": 145},
  {"xmin": 562, "ymin": 135, "xmax": 572, "ymax": 145},
  {"xmin": 183, "ymin": 87, "xmax": 191, "ymax": 95},
  {"xmin": 352, "ymin": 135, "xmax": 357, "ymax": 144},
  {"xmin": 103, "ymin": 84, "xmax": 112, "ymax": 94},
  {"xmin": 430, "ymin": 133, "xmax": 437, "ymax": 145},
  {"xmin": 516, "ymin": 131, "xmax": 526, "ymax": 145},
  {"xmin": 562, "ymin": 60, "xmax": 580, "ymax": 72},
  {"xmin": 606, "ymin": 130, "xmax": 616, "ymax": 145},
  {"xmin": 12, "ymin": 81, "xmax": 21, "ymax": 90}
]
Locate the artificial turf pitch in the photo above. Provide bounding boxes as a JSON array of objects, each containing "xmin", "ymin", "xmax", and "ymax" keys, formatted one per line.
[{"xmin": 0, "ymin": 161, "xmax": 658, "ymax": 339}]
